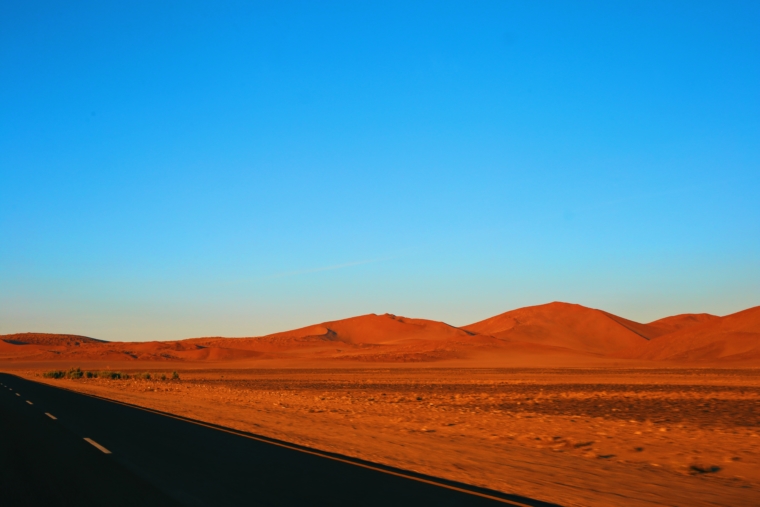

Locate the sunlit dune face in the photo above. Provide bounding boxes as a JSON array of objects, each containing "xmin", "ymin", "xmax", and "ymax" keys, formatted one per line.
[{"xmin": 3, "ymin": 303, "xmax": 758, "ymax": 366}]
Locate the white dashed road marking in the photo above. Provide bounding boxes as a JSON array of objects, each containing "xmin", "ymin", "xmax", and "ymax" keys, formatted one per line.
[
  {"xmin": 26, "ymin": 401, "xmax": 33, "ymax": 405},
  {"xmin": 45, "ymin": 413, "xmax": 57, "ymax": 420},
  {"xmin": 16, "ymin": 393, "xmax": 20, "ymax": 397},
  {"xmin": 84, "ymin": 438, "xmax": 111, "ymax": 454}
]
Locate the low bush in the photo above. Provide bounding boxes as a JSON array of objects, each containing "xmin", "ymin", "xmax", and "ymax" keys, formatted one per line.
[
  {"xmin": 66, "ymin": 367, "xmax": 83, "ymax": 379},
  {"xmin": 43, "ymin": 368, "xmax": 174, "ymax": 381}
]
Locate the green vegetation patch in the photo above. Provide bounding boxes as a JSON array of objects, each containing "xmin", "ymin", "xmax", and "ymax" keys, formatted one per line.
[{"xmin": 40, "ymin": 368, "xmax": 180, "ymax": 381}]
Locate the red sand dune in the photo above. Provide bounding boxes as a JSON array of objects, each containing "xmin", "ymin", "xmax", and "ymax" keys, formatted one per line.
[
  {"xmin": 0, "ymin": 340, "xmax": 46, "ymax": 359},
  {"xmin": 619, "ymin": 306, "xmax": 760, "ymax": 362},
  {"xmin": 644, "ymin": 313, "xmax": 721, "ymax": 336},
  {"xmin": 264, "ymin": 313, "xmax": 475, "ymax": 345},
  {"xmin": 185, "ymin": 314, "xmax": 507, "ymax": 363},
  {"xmin": 463, "ymin": 302, "xmax": 650, "ymax": 355},
  {"xmin": 0, "ymin": 333, "xmax": 106, "ymax": 360},
  {"xmin": 1, "ymin": 333, "xmax": 103, "ymax": 346},
  {"xmin": 2, "ymin": 303, "xmax": 758, "ymax": 365}
]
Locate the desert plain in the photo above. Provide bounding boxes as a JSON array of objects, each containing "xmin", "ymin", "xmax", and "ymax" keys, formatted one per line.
[{"xmin": 3, "ymin": 302, "xmax": 760, "ymax": 506}]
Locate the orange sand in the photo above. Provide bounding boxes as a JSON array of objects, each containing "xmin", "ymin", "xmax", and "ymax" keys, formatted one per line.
[
  {"xmin": 4, "ymin": 303, "xmax": 759, "ymax": 504},
  {"xmin": 17, "ymin": 367, "xmax": 760, "ymax": 507},
  {"xmin": 2, "ymin": 302, "xmax": 759, "ymax": 367}
]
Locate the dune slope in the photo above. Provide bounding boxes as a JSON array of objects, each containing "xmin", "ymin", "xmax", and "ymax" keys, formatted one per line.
[
  {"xmin": 463, "ymin": 302, "xmax": 650, "ymax": 355},
  {"xmin": 1, "ymin": 333, "xmax": 105, "ymax": 346},
  {"xmin": 3, "ymin": 303, "xmax": 758, "ymax": 365},
  {"xmin": 620, "ymin": 306, "xmax": 760, "ymax": 362},
  {"xmin": 268, "ymin": 313, "xmax": 475, "ymax": 345},
  {"xmin": 645, "ymin": 313, "xmax": 721, "ymax": 336}
]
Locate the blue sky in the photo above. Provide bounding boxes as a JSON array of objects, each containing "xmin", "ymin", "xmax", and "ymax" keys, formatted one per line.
[{"xmin": 1, "ymin": 1, "xmax": 758, "ymax": 341}]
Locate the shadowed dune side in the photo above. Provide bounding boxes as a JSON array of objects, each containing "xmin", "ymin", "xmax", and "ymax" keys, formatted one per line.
[
  {"xmin": 598, "ymin": 312, "xmax": 666, "ymax": 340},
  {"xmin": 617, "ymin": 306, "xmax": 760, "ymax": 362}
]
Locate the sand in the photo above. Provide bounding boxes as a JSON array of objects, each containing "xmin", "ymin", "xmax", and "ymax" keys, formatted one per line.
[
  {"xmin": 3, "ymin": 302, "xmax": 758, "ymax": 366},
  {"xmin": 16, "ymin": 367, "xmax": 760, "ymax": 507},
  {"xmin": 4, "ymin": 302, "xmax": 759, "ymax": 504}
]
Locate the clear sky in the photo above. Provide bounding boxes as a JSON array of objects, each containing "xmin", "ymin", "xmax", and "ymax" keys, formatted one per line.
[{"xmin": 1, "ymin": 1, "xmax": 758, "ymax": 341}]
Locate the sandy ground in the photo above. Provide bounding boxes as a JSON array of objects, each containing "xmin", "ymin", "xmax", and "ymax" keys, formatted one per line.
[{"xmin": 16, "ymin": 368, "xmax": 760, "ymax": 507}]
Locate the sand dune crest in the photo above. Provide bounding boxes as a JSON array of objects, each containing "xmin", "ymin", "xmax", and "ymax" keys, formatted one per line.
[{"xmin": 2, "ymin": 303, "xmax": 758, "ymax": 365}]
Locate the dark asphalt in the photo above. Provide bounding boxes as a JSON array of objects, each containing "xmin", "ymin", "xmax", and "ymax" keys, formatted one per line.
[{"xmin": 0, "ymin": 373, "xmax": 560, "ymax": 507}]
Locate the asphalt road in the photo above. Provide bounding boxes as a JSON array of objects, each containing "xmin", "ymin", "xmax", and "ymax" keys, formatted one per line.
[{"xmin": 0, "ymin": 373, "xmax": 560, "ymax": 507}]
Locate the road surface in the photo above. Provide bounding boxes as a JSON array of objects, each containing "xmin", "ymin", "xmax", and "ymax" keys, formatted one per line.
[{"xmin": 0, "ymin": 373, "xmax": 559, "ymax": 506}]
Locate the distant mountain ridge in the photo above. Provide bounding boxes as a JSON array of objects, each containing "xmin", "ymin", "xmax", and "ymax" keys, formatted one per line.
[{"xmin": 2, "ymin": 303, "xmax": 757, "ymax": 365}]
